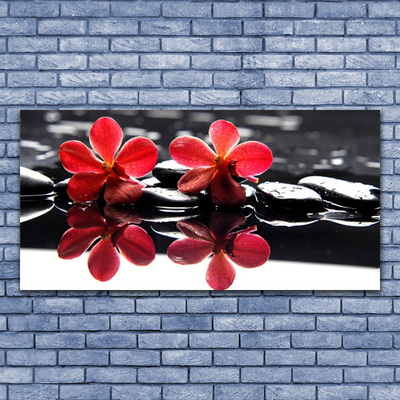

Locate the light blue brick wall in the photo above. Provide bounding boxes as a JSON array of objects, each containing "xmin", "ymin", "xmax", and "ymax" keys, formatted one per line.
[{"xmin": 0, "ymin": 0, "xmax": 399, "ymax": 398}]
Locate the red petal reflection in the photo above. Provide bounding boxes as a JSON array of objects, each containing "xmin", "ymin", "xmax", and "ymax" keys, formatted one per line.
[
  {"xmin": 167, "ymin": 238, "xmax": 213, "ymax": 265},
  {"xmin": 206, "ymin": 252, "xmax": 236, "ymax": 290},
  {"xmin": 177, "ymin": 220, "xmax": 214, "ymax": 243},
  {"xmin": 228, "ymin": 233, "xmax": 270, "ymax": 268},
  {"xmin": 67, "ymin": 204, "xmax": 106, "ymax": 230},
  {"xmin": 88, "ymin": 238, "xmax": 120, "ymax": 282}
]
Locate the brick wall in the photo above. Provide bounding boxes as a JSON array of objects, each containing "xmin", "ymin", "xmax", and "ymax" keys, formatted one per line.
[{"xmin": 1, "ymin": 1, "xmax": 399, "ymax": 399}]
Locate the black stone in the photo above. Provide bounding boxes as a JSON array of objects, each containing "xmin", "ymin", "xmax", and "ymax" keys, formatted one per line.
[
  {"xmin": 20, "ymin": 167, "xmax": 55, "ymax": 198},
  {"xmin": 298, "ymin": 176, "xmax": 380, "ymax": 211},
  {"xmin": 137, "ymin": 186, "xmax": 204, "ymax": 210},
  {"xmin": 137, "ymin": 206, "xmax": 201, "ymax": 222},
  {"xmin": 20, "ymin": 199, "xmax": 55, "ymax": 223},
  {"xmin": 152, "ymin": 160, "xmax": 189, "ymax": 187},
  {"xmin": 150, "ymin": 222, "xmax": 187, "ymax": 239},
  {"xmin": 310, "ymin": 210, "xmax": 379, "ymax": 227},
  {"xmin": 255, "ymin": 181, "xmax": 324, "ymax": 212}
]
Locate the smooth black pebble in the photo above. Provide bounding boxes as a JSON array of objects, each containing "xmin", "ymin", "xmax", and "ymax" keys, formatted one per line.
[
  {"xmin": 20, "ymin": 167, "xmax": 55, "ymax": 198},
  {"xmin": 152, "ymin": 160, "xmax": 189, "ymax": 187}
]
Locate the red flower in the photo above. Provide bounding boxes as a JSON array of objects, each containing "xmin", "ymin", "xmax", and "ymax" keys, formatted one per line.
[
  {"xmin": 170, "ymin": 120, "xmax": 273, "ymax": 206},
  {"xmin": 59, "ymin": 117, "xmax": 158, "ymax": 205},
  {"xmin": 167, "ymin": 212, "xmax": 270, "ymax": 290},
  {"xmin": 57, "ymin": 203, "xmax": 155, "ymax": 282}
]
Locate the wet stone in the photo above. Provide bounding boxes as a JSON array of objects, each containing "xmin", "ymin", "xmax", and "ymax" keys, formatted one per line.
[
  {"xmin": 298, "ymin": 176, "xmax": 380, "ymax": 211},
  {"xmin": 310, "ymin": 210, "xmax": 379, "ymax": 228},
  {"xmin": 254, "ymin": 204, "xmax": 318, "ymax": 227},
  {"xmin": 20, "ymin": 199, "xmax": 54, "ymax": 223},
  {"xmin": 137, "ymin": 206, "xmax": 201, "ymax": 223},
  {"xmin": 152, "ymin": 160, "xmax": 189, "ymax": 187},
  {"xmin": 255, "ymin": 181, "xmax": 324, "ymax": 212},
  {"xmin": 137, "ymin": 186, "xmax": 204, "ymax": 210},
  {"xmin": 20, "ymin": 167, "xmax": 55, "ymax": 198}
]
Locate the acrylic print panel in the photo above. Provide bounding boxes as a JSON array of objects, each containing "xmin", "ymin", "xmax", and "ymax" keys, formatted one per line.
[{"xmin": 20, "ymin": 110, "xmax": 380, "ymax": 290}]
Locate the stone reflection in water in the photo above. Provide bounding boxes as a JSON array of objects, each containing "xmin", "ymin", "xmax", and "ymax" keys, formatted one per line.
[
  {"xmin": 57, "ymin": 203, "xmax": 155, "ymax": 282},
  {"xmin": 167, "ymin": 211, "xmax": 270, "ymax": 290}
]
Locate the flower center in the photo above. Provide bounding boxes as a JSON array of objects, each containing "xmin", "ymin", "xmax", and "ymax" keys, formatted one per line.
[
  {"xmin": 102, "ymin": 162, "xmax": 113, "ymax": 173},
  {"xmin": 101, "ymin": 227, "xmax": 112, "ymax": 240},
  {"xmin": 215, "ymin": 156, "xmax": 238, "ymax": 176}
]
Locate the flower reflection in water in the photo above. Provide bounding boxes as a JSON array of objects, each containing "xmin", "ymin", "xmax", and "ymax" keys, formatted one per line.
[
  {"xmin": 167, "ymin": 212, "xmax": 270, "ymax": 290},
  {"xmin": 57, "ymin": 203, "xmax": 155, "ymax": 282}
]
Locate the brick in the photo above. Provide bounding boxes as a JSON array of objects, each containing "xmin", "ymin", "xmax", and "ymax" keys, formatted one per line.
[
  {"xmin": 0, "ymin": 297, "xmax": 31, "ymax": 313},
  {"xmin": 347, "ymin": 20, "xmax": 395, "ymax": 36},
  {"xmin": 318, "ymin": 38, "xmax": 366, "ymax": 53},
  {"xmin": 33, "ymin": 298, "xmax": 83, "ymax": 314},
  {"xmin": 214, "ymin": 38, "xmax": 262, "ymax": 53},
  {"xmin": 243, "ymin": 54, "xmax": 292, "ymax": 70},
  {"xmin": 318, "ymin": 350, "xmax": 366, "ymax": 366},
  {"xmin": 60, "ymin": 37, "xmax": 108, "ymax": 52},
  {"xmin": 59, "ymin": 350, "xmax": 109, "ymax": 366},
  {"xmin": 317, "ymin": 316, "xmax": 367, "ymax": 331},
  {"xmin": 369, "ymin": 3, "xmax": 400, "ymax": 18},
  {"xmin": 38, "ymin": 54, "xmax": 87, "ymax": 70},
  {"xmin": 110, "ymin": 3, "xmax": 158, "ymax": 17},
  {"xmin": 163, "ymin": 71, "xmax": 211, "ymax": 88},
  {"xmin": 189, "ymin": 333, "xmax": 238, "ymax": 348},
  {"xmin": 242, "ymin": 89, "xmax": 291, "ymax": 105},
  {"xmin": 265, "ymin": 2, "xmax": 314, "ymax": 18},
  {"xmin": 11, "ymin": 2, "xmax": 59, "ymax": 17},
  {"xmin": 369, "ymin": 350, "xmax": 400, "ymax": 365},
  {"xmin": 162, "ymin": 315, "xmax": 211, "ymax": 331},
  {"xmin": 192, "ymin": 55, "xmax": 241, "ymax": 70},
  {"xmin": 187, "ymin": 298, "xmax": 237, "ymax": 313},
  {"xmin": 141, "ymin": 20, "xmax": 190, "ymax": 36},
  {"xmin": 35, "ymin": 367, "xmax": 84, "ymax": 383},
  {"xmin": 0, "ymin": 333, "xmax": 33, "ymax": 348},
  {"xmin": 343, "ymin": 299, "xmax": 391, "ymax": 314},
  {"xmin": 86, "ymin": 367, "xmax": 137, "ymax": 383},
  {"xmin": 163, "ymin": 385, "xmax": 212, "ymax": 400},
  {"xmin": 0, "ymin": 55, "xmax": 35, "ymax": 70},
  {"xmin": 265, "ymin": 350, "xmax": 315, "ymax": 365},
  {"xmin": 60, "ymin": 315, "xmax": 109, "ymax": 331},
  {"xmin": 36, "ymin": 333, "xmax": 85, "ymax": 349},
  {"xmin": 241, "ymin": 332, "xmax": 290, "ymax": 349},
  {"xmin": 191, "ymin": 90, "xmax": 240, "ymax": 106},
  {"xmin": 193, "ymin": 20, "xmax": 241, "ymax": 36},
  {"xmin": 369, "ymin": 71, "xmax": 400, "ymax": 87},
  {"xmin": 214, "ymin": 3, "xmax": 262, "ymax": 18},
  {"xmin": 37, "ymin": 90, "xmax": 86, "ymax": 105},
  {"xmin": 111, "ymin": 71, "xmax": 159, "ymax": 88},
  {"xmin": 346, "ymin": 89, "xmax": 393, "ymax": 105},
  {"xmin": 294, "ymin": 89, "xmax": 342, "ymax": 105},
  {"xmin": 89, "ymin": 90, "xmax": 138, "ymax": 105},
  {"xmin": 9, "ymin": 37, "xmax": 57, "ymax": 53},
  {"xmin": 265, "ymin": 71, "xmax": 314, "ymax": 88},
  {"xmin": 318, "ymin": 72, "xmax": 366, "ymax": 87},
  {"xmin": 215, "ymin": 72, "xmax": 263, "ymax": 89},
  {"xmin": 346, "ymin": 55, "xmax": 395, "ymax": 69},
  {"xmin": 0, "ymin": 367, "xmax": 32, "ymax": 383},
  {"xmin": 370, "ymin": 38, "xmax": 400, "ymax": 53},
  {"xmin": 162, "ymin": 38, "xmax": 211, "ymax": 53},
  {"xmin": 265, "ymin": 37, "xmax": 314, "ymax": 52},
  {"xmin": 292, "ymin": 333, "xmax": 341, "ymax": 349},
  {"xmin": 89, "ymin": 19, "xmax": 138, "ymax": 35},
  {"xmin": 139, "ymin": 333, "xmax": 188, "ymax": 349},
  {"xmin": 318, "ymin": 385, "xmax": 367, "ymax": 400},
  {"xmin": 138, "ymin": 367, "xmax": 187, "ymax": 383},
  {"xmin": 163, "ymin": 2, "xmax": 210, "ymax": 18},
  {"xmin": 214, "ymin": 350, "xmax": 263, "ymax": 366},
  {"xmin": 265, "ymin": 385, "xmax": 316, "ymax": 400},
  {"xmin": 213, "ymin": 315, "xmax": 263, "ymax": 331},
  {"xmin": 243, "ymin": 367, "xmax": 291, "ymax": 383},
  {"xmin": 110, "ymin": 350, "xmax": 159, "ymax": 366},
  {"xmin": 111, "ymin": 315, "xmax": 160, "ymax": 330},
  {"xmin": 295, "ymin": 55, "xmax": 344, "ymax": 69},
  {"xmin": 343, "ymin": 333, "xmax": 392, "ymax": 349},
  {"xmin": 369, "ymin": 316, "xmax": 400, "ymax": 331},
  {"xmin": 317, "ymin": 3, "xmax": 366, "ymax": 18},
  {"xmin": 112, "ymin": 385, "xmax": 161, "ymax": 400},
  {"xmin": 90, "ymin": 54, "xmax": 138, "ymax": 70},
  {"xmin": 85, "ymin": 298, "xmax": 135, "ymax": 313},
  {"xmin": 7, "ymin": 349, "xmax": 56, "ymax": 366},
  {"xmin": 8, "ymin": 315, "xmax": 57, "ymax": 331},
  {"xmin": 190, "ymin": 367, "xmax": 239, "ymax": 383},
  {"xmin": 244, "ymin": 20, "xmax": 292, "ymax": 36},
  {"xmin": 111, "ymin": 37, "xmax": 160, "ymax": 52},
  {"xmin": 162, "ymin": 350, "xmax": 211, "ymax": 366},
  {"xmin": 139, "ymin": 90, "xmax": 188, "ymax": 105},
  {"xmin": 345, "ymin": 367, "xmax": 393, "ymax": 383},
  {"xmin": 0, "ymin": 19, "xmax": 36, "ymax": 35},
  {"xmin": 60, "ymin": 72, "xmax": 109, "ymax": 88},
  {"xmin": 141, "ymin": 54, "xmax": 189, "ymax": 69},
  {"xmin": 295, "ymin": 20, "xmax": 344, "ymax": 36},
  {"xmin": 292, "ymin": 298, "xmax": 340, "ymax": 314},
  {"xmin": 39, "ymin": 19, "xmax": 86, "ymax": 35},
  {"xmin": 60, "ymin": 385, "xmax": 111, "ymax": 400},
  {"xmin": 87, "ymin": 332, "xmax": 136, "ymax": 349},
  {"xmin": 294, "ymin": 367, "xmax": 342, "ymax": 383},
  {"xmin": 62, "ymin": 2, "xmax": 110, "ymax": 17},
  {"xmin": 215, "ymin": 385, "xmax": 264, "ymax": 400},
  {"xmin": 9, "ymin": 385, "xmax": 58, "ymax": 399}
]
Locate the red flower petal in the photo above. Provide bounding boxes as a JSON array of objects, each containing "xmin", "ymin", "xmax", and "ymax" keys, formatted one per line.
[
  {"xmin": 206, "ymin": 252, "xmax": 236, "ymax": 290},
  {"xmin": 67, "ymin": 172, "xmax": 107, "ymax": 203},
  {"xmin": 177, "ymin": 220, "xmax": 214, "ymax": 243},
  {"xmin": 67, "ymin": 204, "xmax": 106, "ymax": 230},
  {"xmin": 167, "ymin": 238, "xmax": 213, "ymax": 265},
  {"xmin": 209, "ymin": 212, "xmax": 246, "ymax": 240},
  {"xmin": 113, "ymin": 225, "xmax": 156, "ymax": 266},
  {"xmin": 228, "ymin": 141, "xmax": 273, "ymax": 181},
  {"xmin": 59, "ymin": 141, "xmax": 104, "ymax": 174},
  {"xmin": 88, "ymin": 238, "xmax": 120, "ymax": 282},
  {"xmin": 209, "ymin": 169, "xmax": 246, "ymax": 206},
  {"xmin": 89, "ymin": 117, "xmax": 123, "ymax": 164},
  {"xmin": 115, "ymin": 137, "xmax": 158, "ymax": 178},
  {"xmin": 178, "ymin": 166, "xmax": 216, "ymax": 196},
  {"xmin": 209, "ymin": 120, "xmax": 240, "ymax": 157},
  {"xmin": 227, "ymin": 233, "xmax": 270, "ymax": 268},
  {"xmin": 104, "ymin": 174, "xmax": 142, "ymax": 205},
  {"xmin": 170, "ymin": 136, "xmax": 216, "ymax": 168},
  {"xmin": 57, "ymin": 227, "xmax": 104, "ymax": 259}
]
